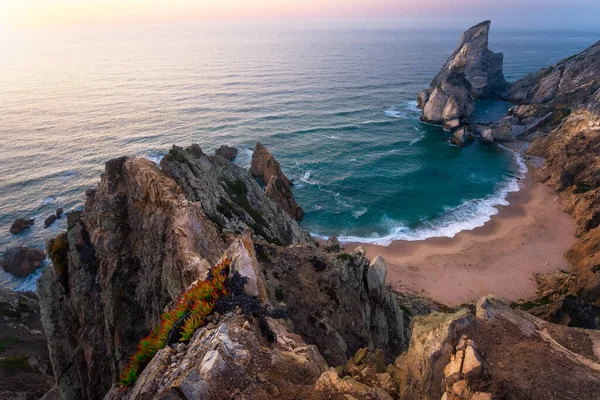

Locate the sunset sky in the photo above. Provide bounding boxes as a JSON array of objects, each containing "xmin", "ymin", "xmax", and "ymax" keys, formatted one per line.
[{"xmin": 1, "ymin": 0, "xmax": 599, "ymax": 30}]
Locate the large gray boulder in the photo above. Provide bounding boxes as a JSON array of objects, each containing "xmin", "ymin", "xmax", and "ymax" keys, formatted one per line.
[{"xmin": 418, "ymin": 21, "xmax": 508, "ymax": 129}]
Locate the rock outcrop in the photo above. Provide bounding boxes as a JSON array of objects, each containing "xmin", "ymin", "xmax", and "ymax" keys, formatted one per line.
[
  {"xmin": 214, "ymin": 145, "xmax": 238, "ymax": 161},
  {"xmin": 247, "ymin": 142, "xmax": 303, "ymax": 221},
  {"xmin": 265, "ymin": 175, "xmax": 304, "ymax": 221},
  {"xmin": 250, "ymin": 142, "xmax": 293, "ymax": 186},
  {"xmin": 9, "ymin": 218, "xmax": 34, "ymax": 234},
  {"xmin": 396, "ymin": 297, "xmax": 600, "ymax": 400},
  {"xmin": 509, "ymin": 40, "xmax": 600, "ymax": 107},
  {"xmin": 161, "ymin": 144, "xmax": 310, "ymax": 245},
  {"xmin": 451, "ymin": 126, "xmax": 475, "ymax": 146},
  {"xmin": 37, "ymin": 145, "xmax": 409, "ymax": 399},
  {"xmin": 519, "ymin": 106, "xmax": 600, "ymax": 328},
  {"xmin": 1, "ymin": 247, "xmax": 45, "ymax": 277},
  {"xmin": 418, "ymin": 21, "xmax": 507, "ymax": 129}
]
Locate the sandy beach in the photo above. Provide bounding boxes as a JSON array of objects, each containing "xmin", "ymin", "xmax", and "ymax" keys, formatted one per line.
[{"xmin": 346, "ymin": 172, "xmax": 577, "ymax": 306}]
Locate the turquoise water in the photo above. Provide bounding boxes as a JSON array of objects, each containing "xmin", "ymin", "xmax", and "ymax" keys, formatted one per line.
[{"xmin": 0, "ymin": 26, "xmax": 598, "ymax": 290}]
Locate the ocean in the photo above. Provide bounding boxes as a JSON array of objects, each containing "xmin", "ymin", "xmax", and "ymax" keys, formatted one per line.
[{"xmin": 0, "ymin": 25, "xmax": 598, "ymax": 290}]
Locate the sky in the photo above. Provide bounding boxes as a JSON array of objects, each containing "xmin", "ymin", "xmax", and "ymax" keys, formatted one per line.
[{"xmin": 0, "ymin": 0, "xmax": 599, "ymax": 31}]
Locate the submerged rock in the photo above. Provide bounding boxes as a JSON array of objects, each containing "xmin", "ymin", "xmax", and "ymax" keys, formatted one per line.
[
  {"xmin": 418, "ymin": 21, "xmax": 507, "ymax": 128},
  {"xmin": 214, "ymin": 144, "xmax": 238, "ymax": 161},
  {"xmin": 451, "ymin": 126, "xmax": 475, "ymax": 146},
  {"xmin": 9, "ymin": 218, "xmax": 34, "ymax": 234},
  {"xmin": 1, "ymin": 246, "xmax": 45, "ymax": 277}
]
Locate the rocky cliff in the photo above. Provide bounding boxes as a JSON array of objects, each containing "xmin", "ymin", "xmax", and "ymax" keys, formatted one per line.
[
  {"xmin": 36, "ymin": 139, "xmax": 600, "ymax": 400},
  {"xmin": 418, "ymin": 21, "xmax": 507, "ymax": 129},
  {"xmin": 37, "ymin": 144, "xmax": 411, "ymax": 400},
  {"xmin": 509, "ymin": 40, "xmax": 600, "ymax": 107}
]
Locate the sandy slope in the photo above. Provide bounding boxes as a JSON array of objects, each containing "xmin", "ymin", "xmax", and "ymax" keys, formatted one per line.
[{"xmin": 347, "ymin": 172, "xmax": 576, "ymax": 306}]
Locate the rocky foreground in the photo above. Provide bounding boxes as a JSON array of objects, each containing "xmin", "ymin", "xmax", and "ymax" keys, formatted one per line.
[
  {"xmin": 1, "ymin": 21, "xmax": 597, "ymax": 400},
  {"xmin": 37, "ymin": 134, "xmax": 600, "ymax": 399}
]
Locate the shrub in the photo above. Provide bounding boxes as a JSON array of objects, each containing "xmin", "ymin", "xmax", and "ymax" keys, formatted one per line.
[
  {"xmin": 119, "ymin": 258, "xmax": 231, "ymax": 387},
  {"xmin": 49, "ymin": 233, "xmax": 69, "ymax": 275}
]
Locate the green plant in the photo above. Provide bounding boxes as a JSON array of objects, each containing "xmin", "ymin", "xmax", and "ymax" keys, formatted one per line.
[
  {"xmin": 49, "ymin": 233, "xmax": 69, "ymax": 275},
  {"xmin": 0, "ymin": 337, "xmax": 22, "ymax": 353},
  {"xmin": 0, "ymin": 355, "xmax": 34, "ymax": 372},
  {"xmin": 119, "ymin": 258, "xmax": 230, "ymax": 387}
]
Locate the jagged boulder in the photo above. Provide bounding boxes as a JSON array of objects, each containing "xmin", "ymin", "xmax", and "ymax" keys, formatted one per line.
[
  {"xmin": 250, "ymin": 142, "xmax": 293, "ymax": 186},
  {"xmin": 104, "ymin": 314, "xmax": 329, "ymax": 400},
  {"xmin": 418, "ymin": 21, "xmax": 507, "ymax": 129},
  {"xmin": 214, "ymin": 145, "xmax": 238, "ymax": 161},
  {"xmin": 324, "ymin": 236, "xmax": 340, "ymax": 253},
  {"xmin": 1, "ymin": 247, "xmax": 45, "ymax": 277}
]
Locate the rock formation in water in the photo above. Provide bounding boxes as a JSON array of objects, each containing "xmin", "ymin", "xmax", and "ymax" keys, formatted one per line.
[
  {"xmin": 418, "ymin": 21, "xmax": 507, "ymax": 130},
  {"xmin": 10, "ymin": 218, "xmax": 34, "ymax": 234},
  {"xmin": 1, "ymin": 246, "xmax": 45, "ymax": 277},
  {"xmin": 250, "ymin": 142, "xmax": 293, "ymax": 186}
]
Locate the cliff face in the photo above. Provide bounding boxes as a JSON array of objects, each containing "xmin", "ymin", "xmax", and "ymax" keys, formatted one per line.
[
  {"xmin": 509, "ymin": 40, "xmax": 600, "ymax": 107},
  {"xmin": 418, "ymin": 21, "xmax": 507, "ymax": 129},
  {"xmin": 37, "ymin": 145, "xmax": 410, "ymax": 400},
  {"xmin": 523, "ymin": 106, "xmax": 600, "ymax": 327}
]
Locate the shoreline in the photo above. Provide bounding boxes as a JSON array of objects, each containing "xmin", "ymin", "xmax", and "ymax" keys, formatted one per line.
[{"xmin": 345, "ymin": 171, "xmax": 577, "ymax": 306}]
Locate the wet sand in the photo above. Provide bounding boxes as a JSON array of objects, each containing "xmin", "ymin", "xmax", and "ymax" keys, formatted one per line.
[{"xmin": 346, "ymin": 172, "xmax": 576, "ymax": 306}]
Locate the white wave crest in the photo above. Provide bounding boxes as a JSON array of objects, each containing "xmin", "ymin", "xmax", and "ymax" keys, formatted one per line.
[
  {"xmin": 300, "ymin": 171, "xmax": 318, "ymax": 185},
  {"xmin": 410, "ymin": 134, "xmax": 425, "ymax": 146},
  {"xmin": 384, "ymin": 108, "xmax": 407, "ymax": 118},
  {"xmin": 352, "ymin": 208, "xmax": 368, "ymax": 219},
  {"xmin": 311, "ymin": 146, "xmax": 528, "ymax": 246},
  {"xmin": 42, "ymin": 195, "xmax": 56, "ymax": 205}
]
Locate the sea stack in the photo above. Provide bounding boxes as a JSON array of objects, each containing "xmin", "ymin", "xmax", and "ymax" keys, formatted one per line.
[{"xmin": 418, "ymin": 20, "xmax": 507, "ymax": 129}]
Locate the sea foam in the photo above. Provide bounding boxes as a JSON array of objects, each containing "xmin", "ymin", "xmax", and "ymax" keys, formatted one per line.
[{"xmin": 312, "ymin": 146, "xmax": 528, "ymax": 246}]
